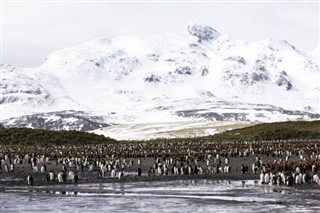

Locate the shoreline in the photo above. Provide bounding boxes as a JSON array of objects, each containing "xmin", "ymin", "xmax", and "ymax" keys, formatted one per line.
[
  {"xmin": 1, "ymin": 173, "xmax": 319, "ymax": 191},
  {"xmin": 1, "ymin": 173, "xmax": 259, "ymax": 188}
]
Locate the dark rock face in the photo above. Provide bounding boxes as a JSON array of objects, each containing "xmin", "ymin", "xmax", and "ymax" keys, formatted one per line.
[
  {"xmin": 144, "ymin": 74, "xmax": 161, "ymax": 83},
  {"xmin": 175, "ymin": 102, "xmax": 320, "ymax": 121},
  {"xmin": 200, "ymin": 66, "xmax": 209, "ymax": 76},
  {"xmin": 176, "ymin": 109, "xmax": 249, "ymax": 121},
  {"xmin": 114, "ymin": 56, "xmax": 140, "ymax": 80},
  {"xmin": 225, "ymin": 56, "xmax": 246, "ymax": 65},
  {"xmin": 276, "ymin": 76, "xmax": 292, "ymax": 90},
  {"xmin": 175, "ymin": 66, "xmax": 192, "ymax": 75},
  {"xmin": 251, "ymin": 63, "xmax": 269, "ymax": 83},
  {"xmin": 251, "ymin": 71, "xmax": 269, "ymax": 83},
  {"xmin": 3, "ymin": 110, "xmax": 110, "ymax": 131},
  {"xmin": 0, "ymin": 124, "xmax": 5, "ymax": 128},
  {"xmin": 187, "ymin": 24, "xmax": 220, "ymax": 42},
  {"xmin": 276, "ymin": 71, "xmax": 293, "ymax": 90},
  {"xmin": 189, "ymin": 43, "xmax": 198, "ymax": 48}
]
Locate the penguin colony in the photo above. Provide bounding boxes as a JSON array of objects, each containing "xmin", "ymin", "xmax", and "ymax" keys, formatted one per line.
[{"xmin": 0, "ymin": 139, "xmax": 319, "ymax": 186}]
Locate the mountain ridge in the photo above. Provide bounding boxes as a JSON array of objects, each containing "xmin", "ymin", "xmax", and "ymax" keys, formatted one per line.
[{"xmin": 1, "ymin": 23, "xmax": 319, "ymax": 136}]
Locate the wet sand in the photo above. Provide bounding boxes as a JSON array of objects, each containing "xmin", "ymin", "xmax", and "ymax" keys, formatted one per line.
[
  {"xmin": 1, "ymin": 139, "xmax": 320, "ymax": 190},
  {"xmin": 1, "ymin": 154, "xmax": 319, "ymax": 190},
  {"xmin": 0, "ymin": 156, "xmax": 256, "ymax": 186}
]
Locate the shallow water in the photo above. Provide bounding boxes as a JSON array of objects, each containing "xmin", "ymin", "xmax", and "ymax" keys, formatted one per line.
[{"xmin": 1, "ymin": 180, "xmax": 320, "ymax": 212}]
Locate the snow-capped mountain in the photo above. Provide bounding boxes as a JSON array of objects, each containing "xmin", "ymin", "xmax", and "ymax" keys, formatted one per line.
[{"xmin": 1, "ymin": 24, "xmax": 319, "ymax": 135}]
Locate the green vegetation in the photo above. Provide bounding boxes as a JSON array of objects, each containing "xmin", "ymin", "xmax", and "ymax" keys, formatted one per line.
[
  {"xmin": 0, "ymin": 120, "xmax": 319, "ymax": 146},
  {"xmin": 0, "ymin": 128, "xmax": 116, "ymax": 146},
  {"xmin": 140, "ymin": 120, "xmax": 320, "ymax": 143},
  {"xmin": 201, "ymin": 120, "xmax": 320, "ymax": 142}
]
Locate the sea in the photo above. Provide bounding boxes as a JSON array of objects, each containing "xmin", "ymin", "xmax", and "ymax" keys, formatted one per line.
[{"xmin": 1, "ymin": 179, "xmax": 319, "ymax": 212}]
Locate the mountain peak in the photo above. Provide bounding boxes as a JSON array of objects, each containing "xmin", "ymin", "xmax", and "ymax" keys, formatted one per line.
[
  {"xmin": 88, "ymin": 37, "xmax": 111, "ymax": 45},
  {"xmin": 187, "ymin": 23, "xmax": 220, "ymax": 42}
]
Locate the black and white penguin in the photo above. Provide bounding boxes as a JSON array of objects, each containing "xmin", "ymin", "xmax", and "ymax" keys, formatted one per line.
[
  {"xmin": 111, "ymin": 169, "xmax": 116, "ymax": 178},
  {"xmin": 260, "ymin": 172, "xmax": 265, "ymax": 184},
  {"xmin": 276, "ymin": 174, "xmax": 281, "ymax": 185},
  {"xmin": 57, "ymin": 172, "xmax": 64, "ymax": 183},
  {"xmin": 240, "ymin": 164, "xmax": 246, "ymax": 174},
  {"xmin": 264, "ymin": 172, "xmax": 270, "ymax": 184},
  {"xmin": 312, "ymin": 173, "xmax": 319, "ymax": 184},
  {"xmin": 199, "ymin": 166, "xmax": 204, "ymax": 174},
  {"xmin": 62, "ymin": 164, "xmax": 67, "ymax": 173},
  {"xmin": 88, "ymin": 164, "xmax": 94, "ymax": 172},
  {"xmin": 40, "ymin": 164, "xmax": 47, "ymax": 173},
  {"xmin": 302, "ymin": 173, "xmax": 308, "ymax": 184},
  {"xmin": 295, "ymin": 173, "xmax": 302, "ymax": 184},
  {"xmin": 312, "ymin": 165, "xmax": 317, "ymax": 173},
  {"xmin": 225, "ymin": 158, "xmax": 229, "ymax": 165},
  {"xmin": 10, "ymin": 164, "xmax": 14, "ymax": 172},
  {"xmin": 286, "ymin": 173, "xmax": 294, "ymax": 186},
  {"xmin": 163, "ymin": 164, "xmax": 168, "ymax": 175},
  {"xmin": 137, "ymin": 167, "xmax": 142, "ymax": 176},
  {"xmin": 48, "ymin": 171, "xmax": 55, "ymax": 181},
  {"xmin": 67, "ymin": 171, "xmax": 74, "ymax": 181},
  {"xmin": 224, "ymin": 165, "xmax": 230, "ymax": 174},
  {"xmin": 280, "ymin": 171, "xmax": 286, "ymax": 184},
  {"xmin": 172, "ymin": 166, "xmax": 178, "ymax": 175},
  {"xmin": 73, "ymin": 172, "xmax": 78, "ymax": 184},
  {"xmin": 27, "ymin": 174, "xmax": 33, "ymax": 186},
  {"xmin": 118, "ymin": 169, "xmax": 124, "ymax": 179},
  {"xmin": 33, "ymin": 165, "xmax": 38, "ymax": 173},
  {"xmin": 4, "ymin": 164, "xmax": 9, "ymax": 173}
]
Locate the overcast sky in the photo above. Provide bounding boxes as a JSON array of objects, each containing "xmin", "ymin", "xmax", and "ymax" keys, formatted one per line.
[{"xmin": 1, "ymin": 1, "xmax": 319, "ymax": 67}]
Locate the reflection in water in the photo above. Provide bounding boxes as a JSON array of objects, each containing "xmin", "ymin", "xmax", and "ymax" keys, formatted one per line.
[
  {"xmin": 2, "ymin": 180, "xmax": 320, "ymax": 213},
  {"xmin": 262, "ymin": 185, "xmax": 289, "ymax": 194},
  {"xmin": 120, "ymin": 182, "xmax": 125, "ymax": 195},
  {"xmin": 25, "ymin": 189, "xmax": 79, "ymax": 195},
  {"xmin": 51, "ymin": 190, "xmax": 78, "ymax": 195}
]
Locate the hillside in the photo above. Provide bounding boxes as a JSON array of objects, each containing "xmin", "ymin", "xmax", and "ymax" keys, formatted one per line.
[
  {"xmin": 1, "ymin": 121, "xmax": 319, "ymax": 146},
  {"xmin": 197, "ymin": 120, "xmax": 320, "ymax": 142},
  {"xmin": 0, "ymin": 128, "xmax": 116, "ymax": 146}
]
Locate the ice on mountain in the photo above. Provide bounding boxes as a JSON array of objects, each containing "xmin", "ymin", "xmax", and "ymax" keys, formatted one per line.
[{"xmin": 1, "ymin": 66, "xmax": 54, "ymax": 106}]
